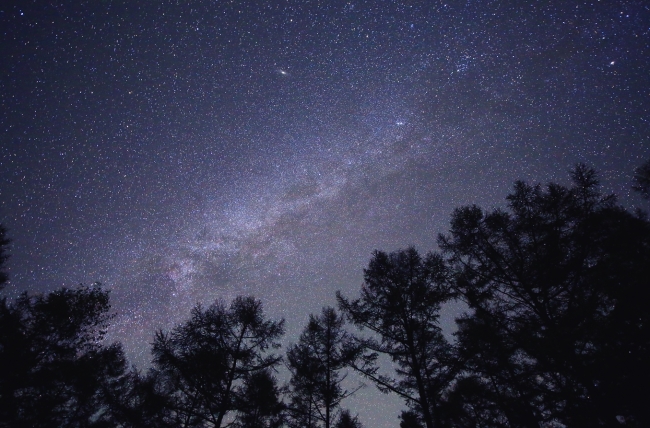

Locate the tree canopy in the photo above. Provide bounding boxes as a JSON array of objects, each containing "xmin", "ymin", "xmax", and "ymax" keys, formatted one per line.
[
  {"xmin": 337, "ymin": 248, "xmax": 456, "ymax": 428},
  {"xmin": 439, "ymin": 164, "xmax": 650, "ymax": 427},
  {"xmin": 148, "ymin": 296, "xmax": 285, "ymax": 427},
  {"xmin": 1, "ymin": 162, "xmax": 649, "ymax": 427},
  {"xmin": 0, "ymin": 224, "xmax": 10, "ymax": 288},
  {"xmin": 0, "ymin": 284, "xmax": 127, "ymax": 427},
  {"xmin": 286, "ymin": 306, "xmax": 362, "ymax": 428},
  {"xmin": 633, "ymin": 158, "xmax": 650, "ymax": 199}
]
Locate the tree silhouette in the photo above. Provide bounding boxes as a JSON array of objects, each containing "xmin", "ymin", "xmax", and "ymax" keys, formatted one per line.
[
  {"xmin": 0, "ymin": 284, "xmax": 127, "ymax": 427},
  {"xmin": 110, "ymin": 368, "xmax": 177, "ymax": 428},
  {"xmin": 149, "ymin": 296, "xmax": 284, "ymax": 427},
  {"xmin": 285, "ymin": 338, "xmax": 320, "ymax": 428},
  {"xmin": 334, "ymin": 409, "xmax": 363, "ymax": 428},
  {"xmin": 337, "ymin": 248, "xmax": 456, "ymax": 428},
  {"xmin": 286, "ymin": 307, "xmax": 362, "ymax": 428},
  {"xmin": 399, "ymin": 410, "xmax": 424, "ymax": 428},
  {"xmin": 633, "ymin": 158, "xmax": 650, "ymax": 199},
  {"xmin": 233, "ymin": 369, "xmax": 285, "ymax": 428},
  {"xmin": 2, "ymin": 162, "xmax": 648, "ymax": 427},
  {"xmin": 440, "ymin": 164, "xmax": 650, "ymax": 427},
  {"xmin": 0, "ymin": 224, "xmax": 10, "ymax": 288}
]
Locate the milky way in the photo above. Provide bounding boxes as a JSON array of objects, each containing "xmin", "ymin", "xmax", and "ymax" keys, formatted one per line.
[{"xmin": 1, "ymin": 1, "xmax": 649, "ymax": 426}]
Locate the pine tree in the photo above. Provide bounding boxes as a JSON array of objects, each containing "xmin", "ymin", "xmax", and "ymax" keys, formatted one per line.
[
  {"xmin": 440, "ymin": 165, "xmax": 650, "ymax": 426},
  {"xmin": 150, "ymin": 296, "xmax": 284, "ymax": 427},
  {"xmin": 286, "ymin": 307, "xmax": 362, "ymax": 428},
  {"xmin": 0, "ymin": 224, "xmax": 10, "ymax": 288},
  {"xmin": 234, "ymin": 369, "xmax": 285, "ymax": 428},
  {"xmin": 633, "ymin": 158, "xmax": 650, "ymax": 199},
  {"xmin": 0, "ymin": 284, "xmax": 127, "ymax": 427},
  {"xmin": 337, "ymin": 248, "xmax": 456, "ymax": 428},
  {"xmin": 334, "ymin": 409, "xmax": 363, "ymax": 428}
]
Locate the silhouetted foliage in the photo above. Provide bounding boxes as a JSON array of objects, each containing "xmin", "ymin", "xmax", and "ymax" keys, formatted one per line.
[
  {"xmin": 0, "ymin": 224, "xmax": 10, "ymax": 288},
  {"xmin": 440, "ymin": 375, "xmax": 506, "ymax": 428},
  {"xmin": 0, "ymin": 284, "xmax": 127, "ymax": 427},
  {"xmin": 3, "ymin": 163, "xmax": 650, "ymax": 427},
  {"xmin": 633, "ymin": 158, "xmax": 650, "ymax": 199},
  {"xmin": 233, "ymin": 369, "xmax": 285, "ymax": 428},
  {"xmin": 286, "ymin": 307, "xmax": 362, "ymax": 428},
  {"xmin": 109, "ymin": 369, "xmax": 177, "ymax": 428},
  {"xmin": 399, "ymin": 410, "xmax": 424, "ymax": 428},
  {"xmin": 440, "ymin": 164, "xmax": 650, "ymax": 427},
  {"xmin": 337, "ymin": 248, "xmax": 456, "ymax": 428},
  {"xmin": 149, "ymin": 296, "xmax": 284, "ymax": 427},
  {"xmin": 285, "ymin": 339, "xmax": 319, "ymax": 428},
  {"xmin": 334, "ymin": 409, "xmax": 363, "ymax": 428}
]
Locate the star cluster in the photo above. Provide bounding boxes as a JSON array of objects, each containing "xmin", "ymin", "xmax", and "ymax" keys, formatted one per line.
[{"xmin": 1, "ymin": 1, "xmax": 649, "ymax": 426}]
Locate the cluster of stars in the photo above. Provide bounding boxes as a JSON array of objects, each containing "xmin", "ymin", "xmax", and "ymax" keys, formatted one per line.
[{"xmin": 1, "ymin": 1, "xmax": 649, "ymax": 426}]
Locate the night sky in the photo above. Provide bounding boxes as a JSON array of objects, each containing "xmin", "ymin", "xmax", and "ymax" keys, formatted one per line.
[{"xmin": 1, "ymin": 1, "xmax": 649, "ymax": 425}]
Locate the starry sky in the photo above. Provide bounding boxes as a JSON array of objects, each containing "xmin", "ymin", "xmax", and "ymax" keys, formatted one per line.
[{"xmin": 1, "ymin": 1, "xmax": 649, "ymax": 426}]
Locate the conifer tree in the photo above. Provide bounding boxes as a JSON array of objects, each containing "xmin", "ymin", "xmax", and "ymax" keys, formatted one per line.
[
  {"xmin": 150, "ymin": 296, "xmax": 284, "ymax": 427},
  {"xmin": 0, "ymin": 284, "xmax": 127, "ymax": 427},
  {"xmin": 286, "ymin": 307, "xmax": 362, "ymax": 428},
  {"xmin": 440, "ymin": 165, "xmax": 650, "ymax": 426},
  {"xmin": 337, "ymin": 248, "xmax": 456, "ymax": 428}
]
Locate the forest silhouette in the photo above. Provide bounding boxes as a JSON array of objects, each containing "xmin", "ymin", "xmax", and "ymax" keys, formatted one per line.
[{"xmin": 1, "ymin": 163, "xmax": 649, "ymax": 427}]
